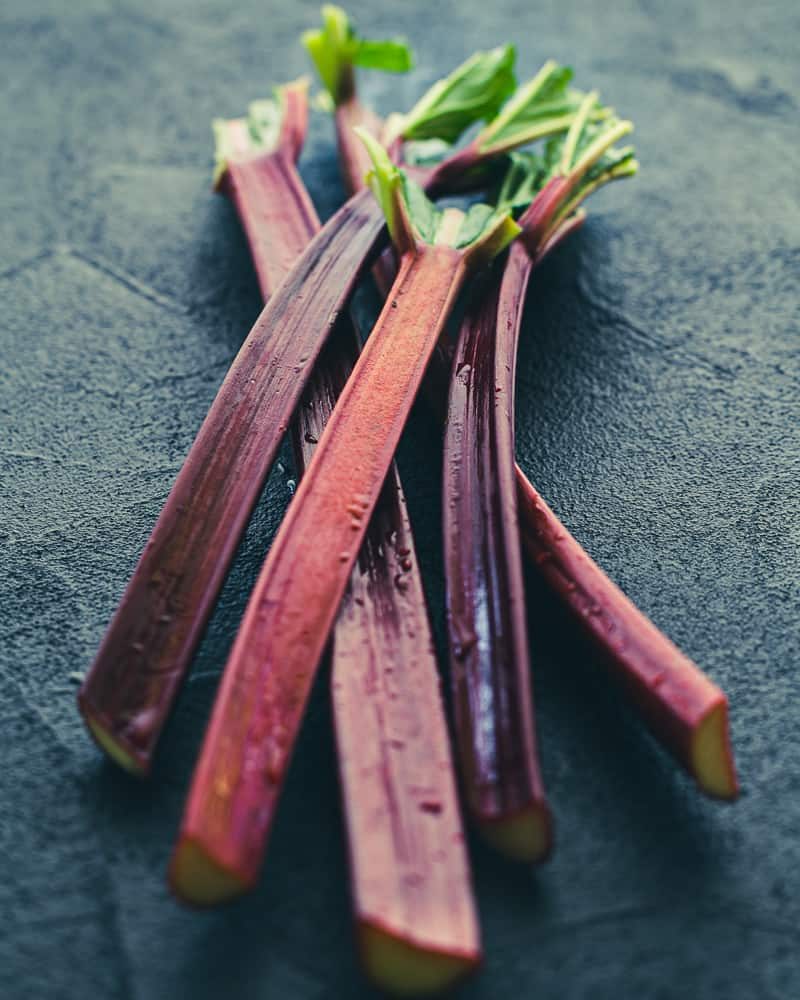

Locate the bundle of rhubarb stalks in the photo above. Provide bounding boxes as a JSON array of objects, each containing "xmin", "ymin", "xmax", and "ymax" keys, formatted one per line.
[{"xmin": 78, "ymin": 7, "xmax": 738, "ymax": 995}]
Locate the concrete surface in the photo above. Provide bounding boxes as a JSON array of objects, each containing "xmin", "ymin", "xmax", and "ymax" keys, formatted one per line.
[{"xmin": 1, "ymin": 1, "xmax": 798, "ymax": 997}]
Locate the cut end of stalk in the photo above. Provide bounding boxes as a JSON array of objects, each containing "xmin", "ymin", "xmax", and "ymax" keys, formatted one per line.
[
  {"xmin": 476, "ymin": 802, "xmax": 553, "ymax": 863},
  {"xmin": 691, "ymin": 702, "xmax": 739, "ymax": 801},
  {"xmin": 169, "ymin": 837, "xmax": 248, "ymax": 908},
  {"xmin": 358, "ymin": 921, "xmax": 480, "ymax": 997},
  {"xmin": 83, "ymin": 710, "xmax": 146, "ymax": 777}
]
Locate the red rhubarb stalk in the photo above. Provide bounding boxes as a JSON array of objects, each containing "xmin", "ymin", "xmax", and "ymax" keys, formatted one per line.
[
  {"xmin": 170, "ymin": 137, "xmax": 520, "ymax": 906},
  {"xmin": 295, "ymin": 346, "xmax": 481, "ymax": 989},
  {"xmin": 79, "ymin": 46, "xmax": 581, "ymax": 776},
  {"xmin": 516, "ymin": 477, "xmax": 738, "ymax": 799}
]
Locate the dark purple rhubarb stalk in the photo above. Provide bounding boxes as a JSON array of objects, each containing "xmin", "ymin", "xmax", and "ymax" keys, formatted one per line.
[
  {"xmin": 163, "ymin": 81, "xmax": 481, "ymax": 995},
  {"xmin": 443, "ymin": 101, "xmax": 640, "ymax": 860}
]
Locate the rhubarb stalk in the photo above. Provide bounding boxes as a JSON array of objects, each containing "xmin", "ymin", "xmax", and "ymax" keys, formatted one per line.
[
  {"xmin": 170, "ymin": 135, "xmax": 520, "ymax": 906},
  {"xmin": 517, "ymin": 478, "xmax": 738, "ymax": 800},
  {"xmin": 79, "ymin": 47, "xmax": 585, "ymax": 775}
]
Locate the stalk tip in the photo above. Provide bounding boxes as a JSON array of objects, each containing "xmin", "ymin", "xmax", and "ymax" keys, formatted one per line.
[
  {"xmin": 476, "ymin": 802, "xmax": 553, "ymax": 863},
  {"xmin": 358, "ymin": 921, "xmax": 481, "ymax": 997},
  {"xmin": 169, "ymin": 838, "xmax": 249, "ymax": 907},
  {"xmin": 691, "ymin": 701, "xmax": 739, "ymax": 800},
  {"xmin": 82, "ymin": 709, "xmax": 146, "ymax": 776}
]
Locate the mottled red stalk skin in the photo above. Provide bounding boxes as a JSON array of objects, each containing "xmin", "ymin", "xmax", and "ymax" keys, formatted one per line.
[
  {"xmin": 174, "ymin": 246, "xmax": 467, "ymax": 889},
  {"xmin": 516, "ymin": 473, "xmax": 736, "ymax": 792},
  {"xmin": 294, "ymin": 332, "xmax": 480, "ymax": 966},
  {"xmin": 78, "ymin": 163, "xmax": 386, "ymax": 775},
  {"xmin": 443, "ymin": 244, "xmax": 552, "ymax": 849}
]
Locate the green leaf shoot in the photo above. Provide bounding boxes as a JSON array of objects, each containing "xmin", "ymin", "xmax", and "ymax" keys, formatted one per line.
[
  {"xmin": 302, "ymin": 5, "xmax": 413, "ymax": 105},
  {"xmin": 356, "ymin": 127, "xmax": 519, "ymax": 263},
  {"xmin": 386, "ymin": 45, "xmax": 517, "ymax": 144}
]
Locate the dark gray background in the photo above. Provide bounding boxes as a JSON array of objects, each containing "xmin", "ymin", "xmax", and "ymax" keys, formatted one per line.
[{"xmin": 2, "ymin": 1, "xmax": 798, "ymax": 997}]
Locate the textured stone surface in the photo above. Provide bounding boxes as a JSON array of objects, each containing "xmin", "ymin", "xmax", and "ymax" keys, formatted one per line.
[{"xmin": 1, "ymin": 1, "xmax": 798, "ymax": 997}]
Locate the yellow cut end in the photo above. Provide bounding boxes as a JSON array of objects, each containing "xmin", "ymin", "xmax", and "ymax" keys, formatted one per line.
[
  {"xmin": 477, "ymin": 803, "xmax": 553, "ymax": 863},
  {"xmin": 359, "ymin": 922, "xmax": 479, "ymax": 997},
  {"xmin": 86, "ymin": 716, "xmax": 144, "ymax": 776},
  {"xmin": 691, "ymin": 702, "xmax": 739, "ymax": 800},
  {"xmin": 169, "ymin": 839, "xmax": 248, "ymax": 908}
]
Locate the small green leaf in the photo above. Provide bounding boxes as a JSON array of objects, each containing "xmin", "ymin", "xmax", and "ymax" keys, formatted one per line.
[
  {"xmin": 401, "ymin": 175, "xmax": 440, "ymax": 244},
  {"xmin": 302, "ymin": 6, "xmax": 351, "ymax": 102},
  {"xmin": 558, "ymin": 90, "xmax": 599, "ymax": 174},
  {"xmin": 302, "ymin": 5, "xmax": 413, "ymax": 104},
  {"xmin": 454, "ymin": 203, "xmax": 497, "ymax": 248},
  {"xmin": 461, "ymin": 210, "xmax": 521, "ymax": 268},
  {"xmin": 516, "ymin": 93, "xmax": 638, "ymax": 247},
  {"xmin": 493, "ymin": 152, "xmax": 548, "ymax": 214},
  {"xmin": 353, "ymin": 38, "xmax": 414, "ymax": 73},
  {"xmin": 476, "ymin": 61, "xmax": 580, "ymax": 154},
  {"xmin": 390, "ymin": 45, "xmax": 517, "ymax": 143}
]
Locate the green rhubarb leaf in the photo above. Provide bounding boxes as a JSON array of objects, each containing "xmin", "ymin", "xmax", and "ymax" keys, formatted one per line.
[
  {"xmin": 357, "ymin": 127, "xmax": 519, "ymax": 262},
  {"xmin": 459, "ymin": 209, "xmax": 521, "ymax": 268},
  {"xmin": 475, "ymin": 61, "xmax": 578, "ymax": 153},
  {"xmin": 400, "ymin": 174, "xmax": 440, "ymax": 244},
  {"xmin": 493, "ymin": 151, "xmax": 548, "ymax": 214},
  {"xmin": 518, "ymin": 92, "xmax": 637, "ymax": 245},
  {"xmin": 302, "ymin": 5, "xmax": 413, "ymax": 105},
  {"xmin": 552, "ymin": 93, "xmax": 636, "ymax": 196},
  {"xmin": 388, "ymin": 45, "xmax": 517, "ymax": 144},
  {"xmin": 453, "ymin": 203, "xmax": 496, "ymax": 248},
  {"xmin": 353, "ymin": 38, "xmax": 415, "ymax": 73}
]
